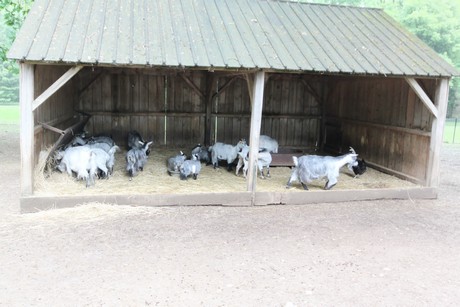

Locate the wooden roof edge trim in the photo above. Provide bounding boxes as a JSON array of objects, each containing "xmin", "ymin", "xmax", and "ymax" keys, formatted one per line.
[{"xmin": 13, "ymin": 60, "xmax": 458, "ymax": 78}]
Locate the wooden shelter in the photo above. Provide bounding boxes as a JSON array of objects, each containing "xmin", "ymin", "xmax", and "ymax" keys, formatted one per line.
[{"xmin": 8, "ymin": 0, "xmax": 458, "ymax": 212}]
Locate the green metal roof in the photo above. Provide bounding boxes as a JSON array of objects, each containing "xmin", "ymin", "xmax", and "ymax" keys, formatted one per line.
[{"xmin": 8, "ymin": 0, "xmax": 459, "ymax": 77}]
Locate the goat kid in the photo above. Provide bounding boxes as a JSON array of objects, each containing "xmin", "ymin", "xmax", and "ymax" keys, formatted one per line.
[
  {"xmin": 179, "ymin": 154, "xmax": 202, "ymax": 180},
  {"xmin": 236, "ymin": 146, "xmax": 272, "ymax": 179},
  {"xmin": 126, "ymin": 141, "xmax": 153, "ymax": 179},
  {"xmin": 167, "ymin": 151, "xmax": 187, "ymax": 175}
]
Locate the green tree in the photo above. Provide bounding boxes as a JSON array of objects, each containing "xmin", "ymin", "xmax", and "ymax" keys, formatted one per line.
[{"xmin": 0, "ymin": 0, "xmax": 33, "ymax": 104}]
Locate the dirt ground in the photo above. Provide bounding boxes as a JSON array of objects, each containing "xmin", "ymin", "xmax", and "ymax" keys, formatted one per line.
[{"xmin": 1, "ymin": 123, "xmax": 460, "ymax": 306}]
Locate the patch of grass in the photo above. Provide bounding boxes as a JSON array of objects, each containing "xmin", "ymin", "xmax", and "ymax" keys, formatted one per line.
[
  {"xmin": 0, "ymin": 105, "xmax": 19, "ymax": 124},
  {"xmin": 444, "ymin": 119, "xmax": 460, "ymax": 144}
]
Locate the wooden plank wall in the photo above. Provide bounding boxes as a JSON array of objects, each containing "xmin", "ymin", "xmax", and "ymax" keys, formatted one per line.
[
  {"xmin": 34, "ymin": 65, "xmax": 77, "ymax": 160},
  {"xmin": 325, "ymin": 76, "xmax": 436, "ymax": 183},
  {"xmin": 262, "ymin": 74, "xmax": 321, "ymax": 149},
  {"xmin": 78, "ymin": 69, "xmax": 322, "ymax": 150}
]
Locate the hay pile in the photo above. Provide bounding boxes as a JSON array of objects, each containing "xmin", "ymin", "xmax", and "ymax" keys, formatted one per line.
[{"xmin": 33, "ymin": 147, "xmax": 419, "ymax": 197}]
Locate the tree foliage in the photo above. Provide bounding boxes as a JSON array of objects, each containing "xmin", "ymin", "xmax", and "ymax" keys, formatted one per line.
[{"xmin": 0, "ymin": 0, "xmax": 32, "ymax": 104}]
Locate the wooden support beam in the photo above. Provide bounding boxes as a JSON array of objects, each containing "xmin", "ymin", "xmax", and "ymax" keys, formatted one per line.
[
  {"xmin": 427, "ymin": 78, "xmax": 449, "ymax": 187},
  {"xmin": 405, "ymin": 77, "xmax": 439, "ymax": 118},
  {"xmin": 204, "ymin": 74, "xmax": 216, "ymax": 145},
  {"xmin": 32, "ymin": 65, "xmax": 83, "ymax": 111},
  {"xmin": 180, "ymin": 74, "xmax": 204, "ymax": 98},
  {"xmin": 20, "ymin": 63, "xmax": 35, "ymax": 196},
  {"xmin": 246, "ymin": 71, "xmax": 266, "ymax": 198},
  {"xmin": 38, "ymin": 122, "xmax": 65, "ymax": 135}
]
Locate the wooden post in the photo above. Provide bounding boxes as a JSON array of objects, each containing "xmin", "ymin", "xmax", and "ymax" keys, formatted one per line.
[
  {"xmin": 247, "ymin": 71, "xmax": 265, "ymax": 199},
  {"xmin": 427, "ymin": 78, "xmax": 449, "ymax": 187},
  {"xmin": 20, "ymin": 63, "xmax": 35, "ymax": 196}
]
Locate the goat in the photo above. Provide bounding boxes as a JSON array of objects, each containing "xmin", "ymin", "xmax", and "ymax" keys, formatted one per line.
[
  {"xmin": 235, "ymin": 147, "xmax": 272, "ymax": 179},
  {"xmin": 127, "ymin": 130, "xmax": 151, "ymax": 156},
  {"xmin": 88, "ymin": 145, "xmax": 120, "ymax": 178},
  {"xmin": 179, "ymin": 154, "xmax": 202, "ymax": 180},
  {"xmin": 259, "ymin": 135, "xmax": 279, "ymax": 153},
  {"xmin": 88, "ymin": 135, "xmax": 115, "ymax": 147},
  {"xmin": 126, "ymin": 141, "xmax": 153, "ymax": 179},
  {"xmin": 286, "ymin": 151, "xmax": 358, "ymax": 190},
  {"xmin": 191, "ymin": 144, "xmax": 210, "ymax": 164},
  {"xmin": 351, "ymin": 159, "xmax": 367, "ymax": 177},
  {"xmin": 167, "ymin": 151, "xmax": 187, "ymax": 175},
  {"xmin": 209, "ymin": 139, "xmax": 246, "ymax": 171},
  {"xmin": 56, "ymin": 146, "xmax": 97, "ymax": 187},
  {"xmin": 347, "ymin": 147, "xmax": 367, "ymax": 177}
]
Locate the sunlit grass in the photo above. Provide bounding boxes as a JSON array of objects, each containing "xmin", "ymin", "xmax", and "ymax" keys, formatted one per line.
[
  {"xmin": 0, "ymin": 105, "xmax": 19, "ymax": 124},
  {"xmin": 444, "ymin": 119, "xmax": 460, "ymax": 144}
]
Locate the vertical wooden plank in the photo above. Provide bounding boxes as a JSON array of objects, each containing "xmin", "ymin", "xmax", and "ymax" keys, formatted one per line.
[
  {"xmin": 20, "ymin": 63, "xmax": 35, "ymax": 196},
  {"xmin": 247, "ymin": 71, "xmax": 265, "ymax": 196},
  {"xmin": 427, "ymin": 78, "xmax": 449, "ymax": 187}
]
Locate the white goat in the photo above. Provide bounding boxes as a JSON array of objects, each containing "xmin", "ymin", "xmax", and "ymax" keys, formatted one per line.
[
  {"xmin": 209, "ymin": 139, "xmax": 246, "ymax": 171},
  {"xmin": 179, "ymin": 154, "xmax": 202, "ymax": 180},
  {"xmin": 88, "ymin": 145, "xmax": 119, "ymax": 178},
  {"xmin": 236, "ymin": 147, "xmax": 272, "ymax": 179},
  {"xmin": 259, "ymin": 135, "xmax": 279, "ymax": 153},
  {"xmin": 56, "ymin": 146, "xmax": 97, "ymax": 187},
  {"xmin": 286, "ymin": 151, "xmax": 358, "ymax": 190}
]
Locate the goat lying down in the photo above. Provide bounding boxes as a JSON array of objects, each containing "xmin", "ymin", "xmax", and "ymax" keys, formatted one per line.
[{"xmin": 286, "ymin": 150, "xmax": 358, "ymax": 190}]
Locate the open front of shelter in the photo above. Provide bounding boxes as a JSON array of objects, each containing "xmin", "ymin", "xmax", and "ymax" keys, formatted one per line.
[{"xmin": 8, "ymin": 0, "xmax": 458, "ymax": 212}]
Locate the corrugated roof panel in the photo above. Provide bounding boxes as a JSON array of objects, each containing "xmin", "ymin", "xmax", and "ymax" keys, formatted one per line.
[
  {"xmin": 269, "ymin": 1, "xmax": 319, "ymax": 71},
  {"xmin": 250, "ymin": 2, "xmax": 299, "ymax": 70},
  {"xmin": 80, "ymin": 0, "xmax": 106, "ymax": 64},
  {"xmin": 202, "ymin": 0, "xmax": 240, "ymax": 68},
  {"xmin": 97, "ymin": 0, "xmax": 119, "ymax": 64},
  {"xmin": 131, "ymin": 0, "xmax": 148, "ymax": 65},
  {"xmin": 339, "ymin": 7, "xmax": 404, "ymax": 75},
  {"xmin": 7, "ymin": 0, "xmax": 458, "ymax": 77},
  {"xmin": 192, "ymin": 1, "xmax": 224, "ymax": 67},
  {"xmin": 177, "ymin": 0, "xmax": 210, "ymax": 67},
  {"xmin": 308, "ymin": 5, "xmax": 357, "ymax": 73},
  {"xmin": 298, "ymin": 5, "xmax": 342, "ymax": 72},
  {"xmin": 220, "ymin": 0, "xmax": 259, "ymax": 68},
  {"xmin": 62, "ymin": 0, "xmax": 93, "ymax": 62},
  {"xmin": 157, "ymin": 0, "xmax": 180, "ymax": 66},
  {"xmin": 169, "ymin": 1, "xmax": 196, "ymax": 67},
  {"xmin": 227, "ymin": 1, "xmax": 269, "ymax": 67},
  {"xmin": 114, "ymin": 0, "xmax": 133, "ymax": 65},
  {"xmin": 45, "ymin": 0, "xmax": 79, "ymax": 61},
  {"xmin": 352, "ymin": 8, "xmax": 417, "ymax": 75},
  {"xmin": 26, "ymin": 0, "xmax": 64, "ymax": 61},
  {"xmin": 255, "ymin": 0, "xmax": 308, "ymax": 70},
  {"xmin": 144, "ymin": 0, "xmax": 164, "ymax": 66},
  {"xmin": 244, "ymin": 0, "xmax": 286, "ymax": 69},
  {"xmin": 374, "ymin": 10, "xmax": 453, "ymax": 76},
  {"xmin": 325, "ymin": 6, "xmax": 384, "ymax": 74},
  {"xmin": 278, "ymin": 2, "xmax": 327, "ymax": 71},
  {"xmin": 316, "ymin": 6, "xmax": 372, "ymax": 74}
]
